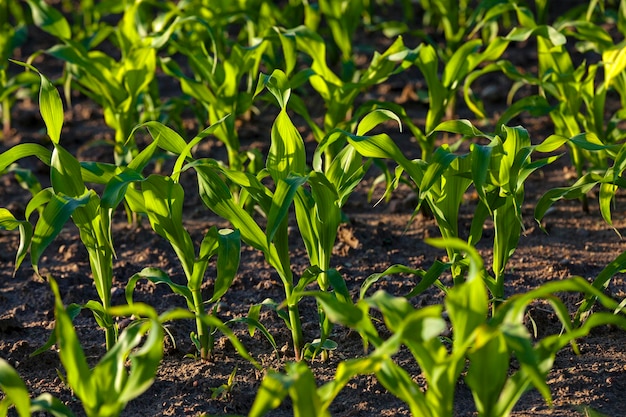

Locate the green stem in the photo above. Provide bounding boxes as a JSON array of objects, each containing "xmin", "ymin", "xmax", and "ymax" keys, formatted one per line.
[
  {"xmin": 192, "ymin": 289, "xmax": 210, "ymax": 360},
  {"xmin": 1, "ymin": 70, "xmax": 9, "ymax": 139},
  {"xmin": 2, "ymin": 96, "xmax": 10, "ymax": 139},
  {"xmin": 284, "ymin": 282, "xmax": 303, "ymax": 361}
]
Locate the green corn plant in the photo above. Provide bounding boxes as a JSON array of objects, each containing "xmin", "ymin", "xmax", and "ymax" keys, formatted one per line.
[
  {"xmin": 301, "ymin": 0, "xmax": 364, "ymax": 78},
  {"xmin": 341, "ymin": 118, "xmax": 558, "ymax": 303},
  {"xmin": 278, "ymin": 26, "xmax": 414, "ymax": 163},
  {"xmin": 254, "ymin": 71, "xmax": 409, "ymax": 360},
  {"xmin": 27, "ymin": 0, "xmax": 168, "ymax": 165},
  {"xmin": 408, "ymin": 33, "xmax": 513, "ymax": 158},
  {"xmin": 418, "ymin": 0, "xmax": 476, "ymax": 50},
  {"xmin": 0, "ymin": 358, "xmax": 74, "ymax": 417},
  {"xmin": 274, "ymin": 238, "xmax": 626, "ymax": 417},
  {"xmin": 126, "ymin": 69, "xmax": 389, "ymax": 360},
  {"xmin": 533, "ymin": 133, "xmax": 626, "ymax": 325},
  {"xmin": 47, "ymin": 278, "xmax": 164, "ymax": 417},
  {"xmin": 0, "ymin": 1, "xmax": 38, "ymax": 140},
  {"xmin": 462, "ymin": 13, "xmax": 566, "ymax": 129},
  {"xmin": 174, "ymin": 0, "xmax": 282, "ymax": 49},
  {"xmin": 123, "ymin": 174, "xmax": 243, "ymax": 361},
  {"xmin": 191, "ymin": 71, "xmax": 310, "ymax": 361},
  {"xmin": 427, "ymin": 121, "xmax": 560, "ymax": 303},
  {"xmin": 55, "ymin": 0, "xmax": 123, "ymax": 43},
  {"xmin": 18, "ymin": 281, "xmax": 259, "ymax": 417},
  {"xmin": 295, "ymin": 109, "xmax": 409, "ymax": 359},
  {"xmin": 0, "ymin": 64, "xmax": 122, "ymax": 349},
  {"xmin": 533, "ymin": 132, "xmax": 626, "ymax": 233},
  {"xmin": 161, "ymin": 18, "xmax": 268, "ymax": 171},
  {"xmin": 71, "ymin": 113, "xmax": 277, "ymax": 360},
  {"xmin": 499, "ymin": 6, "xmax": 626, "ymax": 194},
  {"xmin": 249, "ymin": 360, "xmax": 334, "ymax": 417}
]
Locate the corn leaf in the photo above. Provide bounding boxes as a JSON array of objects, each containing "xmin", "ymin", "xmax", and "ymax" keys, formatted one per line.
[
  {"xmin": 268, "ymin": 109, "xmax": 306, "ymax": 181},
  {"xmin": 267, "ymin": 175, "xmax": 307, "ymax": 245},
  {"xmin": 207, "ymin": 228, "xmax": 241, "ymax": 303},
  {"xmin": 142, "ymin": 175, "xmax": 195, "ymax": 279},
  {"xmin": 126, "ymin": 267, "xmax": 194, "ymax": 310},
  {"xmin": 51, "ymin": 145, "xmax": 86, "ymax": 198},
  {"xmin": 117, "ymin": 320, "xmax": 163, "ymax": 404},
  {"xmin": 0, "ymin": 208, "xmax": 33, "ymax": 275},
  {"xmin": 30, "ymin": 192, "xmax": 91, "ymax": 273},
  {"xmin": 50, "ymin": 278, "xmax": 94, "ymax": 407},
  {"xmin": 466, "ymin": 328, "xmax": 510, "ymax": 415},
  {"xmin": 25, "ymin": 0, "xmax": 71, "ymax": 39},
  {"xmin": 0, "ymin": 143, "xmax": 52, "ymax": 173},
  {"xmin": 30, "ymin": 393, "xmax": 75, "ymax": 417},
  {"xmin": 38, "ymin": 72, "xmax": 64, "ymax": 145},
  {"xmin": 0, "ymin": 358, "xmax": 31, "ymax": 417}
]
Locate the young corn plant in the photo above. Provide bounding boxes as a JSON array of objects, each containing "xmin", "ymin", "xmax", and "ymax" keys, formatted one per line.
[
  {"xmin": 123, "ymin": 174, "xmax": 243, "ymax": 361},
  {"xmin": 107, "ymin": 115, "xmax": 284, "ymax": 360},
  {"xmin": 340, "ymin": 118, "xmax": 558, "ymax": 303},
  {"xmin": 0, "ymin": 279, "xmax": 261, "ymax": 417},
  {"xmin": 0, "ymin": 1, "xmax": 38, "ymax": 139},
  {"xmin": 415, "ymin": 0, "xmax": 517, "ymax": 57},
  {"xmin": 188, "ymin": 70, "xmax": 314, "ymax": 361},
  {"xmin": 429, "ymin": 121, "xmax": 560, "ymax": 303},
  {"xmin": 301, "ymin": 0, "xmax": 365, "ymax": 78},
  {"xmin": 161, "ymin": 17, "xmax": 268, "ymax": 171},
  {"xmin": 265, "ymin": 238, "xmax": 626, "ymax": 417},
  {"xmin": 48, "ymin": 278, "xmax": 165, "ymax": 417},
  {"xmin": 462, "ymin": 11, "xmax": 566, "ymax": 128},
  {"xmin": 534, "ymin": 133, "xmax": 626, "ymax": 324},
  {"xmin": 278, "ymin": 26, "xmax": 414, "ymax": 163},
  {"xmin": 502, "ymin": 6, "xmax": 626, "ymax": 192},
  {"xmin": 409, "ymin": 33, "xmax": 514, "ymax": 159},
  {"xmin": 296, "ymin": 109, "xmax": 408, "ymax": 359},
  {"xmin": 0, "ymin": 64, "xmax": 121, "ymax": 349},
  {"xmin": 254, "ymin": 71, "xmax": 409, "ymax": 359},
  {"xmin": 28, "ymin": 0, "xmax": 166, "ymax": 164},
  {"xmin": 130, "ymin": 69, "xmax": 392, "ymax": 361}
]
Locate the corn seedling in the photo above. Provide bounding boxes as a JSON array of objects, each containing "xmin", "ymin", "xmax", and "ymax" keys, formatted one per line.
[
  {"xmin": 0, "ymin": 2, "xmax": 37, "ymax": 139},
  {"xmin": 415, "ymin": 0, "xmax": 515, "ymax": 57},
  {"xmin": 124, "ymin": 176, "xmax": 243, "ymax": 360},
  {"xmin": 188, "ymin": 80, "xmax": 309, "ymax": 360},
  {"xmin": 501, "ymin": 5, "xmax": 626, "ymax": 199},
  {"xmin": 303, "ymin": 0, "xmax": 365, "ymax": 78},
  {"xmin": 427, "ymin": 121, "xmax": 560, "ymax": 303},
  {"xmin": 279, "ymin": 26, "xmax": 413, "ymax": 164},
  {"xmin": 161, "ymin": 17, "xmax": 268, "ymax": 171},
  {"xmin": 279, "ymin": 238, "xmax": 626, "ymax": 417},
  {"xmin": 1, "ymin": 64, "xmax": 123, "ymax": 349},
  {"xmin": 114, "ymin": 117, "xmax": 283, "ymax": 360},
  {"xmin": 47, "ymin": 278, "xmax": 164, "ymax": 417},
  {"xmin": 27, "ymin": 0, "xmax": 167, "ymax": 164}
]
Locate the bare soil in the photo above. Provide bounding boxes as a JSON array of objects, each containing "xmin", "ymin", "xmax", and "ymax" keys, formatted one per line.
[{"xmin": 2, "ymin": 3, "xmax": 626, "ymax": 416}]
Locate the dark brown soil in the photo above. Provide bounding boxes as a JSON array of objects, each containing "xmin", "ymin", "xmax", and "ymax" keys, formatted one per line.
[{"xmin": 2, "ymin": 3, "xmax": 626, "ymax": 417}]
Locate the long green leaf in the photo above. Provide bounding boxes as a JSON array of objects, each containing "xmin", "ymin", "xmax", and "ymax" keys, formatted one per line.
[
  {"xmin": 126, "ymin": 267, "xmax": 194, "ymax": 310},
  {"xmin": 50, "ymin": 278, "xmax": 93, "ymax": 406},
  {"xmin": 31, "ymin": 192, "xmax": 91, "ymax": 273},
  {"xmin": 0, "ymin": 143, "xmax": 52, "ymax": 172},
  {"xmin": 142, "ymin": 175, "xmax": 195, "ymax": 279},
  {"xmin": 25, "ymin": 0, "xmax": 71, "ymax": 39},
  {"xmin": 208, "ymin": 228, "xmax": 241, "ymax": 303},
  {"xmin": 0, "ymin": 208, "xmax": 33, "ymax": 275},
  {"xmin": 51, "ymin": 145, "xmax": 86, "ymax": 197},
  {"xmin": 0, "ymin": 358, "xmax": 31, "ymax": 417}
]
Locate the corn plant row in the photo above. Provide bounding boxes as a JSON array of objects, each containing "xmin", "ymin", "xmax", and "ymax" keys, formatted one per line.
[{"xmin": 2, "ymin": 1, "xmax": 626, "ymax": 416}]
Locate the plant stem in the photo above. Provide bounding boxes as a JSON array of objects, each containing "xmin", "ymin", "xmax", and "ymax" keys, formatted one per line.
[
  {"xmin": 192, "ymin": 289, "xmax": 210, "ymax": 360},
  {"xmin": 284, "ymin": 282, "xmax": 303, "ymax": 361}
]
